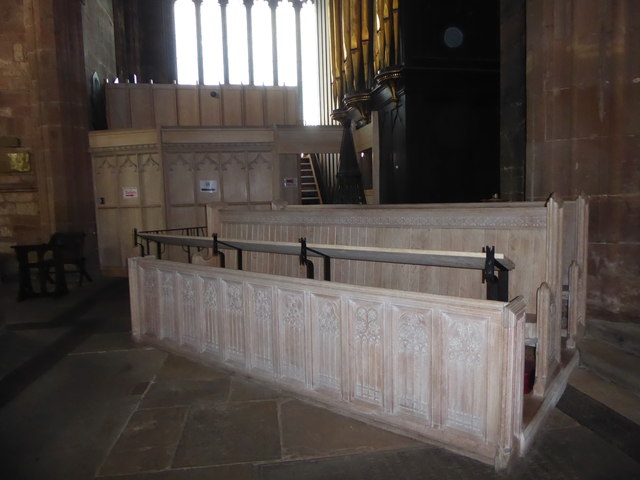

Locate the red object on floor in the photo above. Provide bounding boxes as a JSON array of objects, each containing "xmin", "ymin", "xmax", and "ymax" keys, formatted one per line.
[{"xmin": 524, "ymin": 359, "xmax": 535, "ymax": 394}]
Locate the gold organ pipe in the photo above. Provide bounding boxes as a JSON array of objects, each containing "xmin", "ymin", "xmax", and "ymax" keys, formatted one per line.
[
  {"xmin": 328, "ymin": 0, "xmax": 401, "ymax": 108},
  {"xmin": 329, "ymin": 0, "xmax": 343, "ymax": 107},
  {"xmin": 341, "ymin": 0, "xmax": 354, "ymax": 93},
  {"xmin": 350, "ymin": 0, "xmax": 362, "ymax": 91},
  {"xmin": 361, "ymin": 0, "xmax": 370, "ymax": 86},
  {"xmin": 392, "ymin": 0, "xmax": 399, "ymax": 65},
  {"xmin": 374, "ymin": 0, "xmax": 383, "ymax": 74},
  {"xmin": 383, "ymin": 0, "xmax": 391, "ymax": 68}
]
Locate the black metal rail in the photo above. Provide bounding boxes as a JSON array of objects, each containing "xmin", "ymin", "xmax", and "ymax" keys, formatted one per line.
[{"xmin": 133, "ymin": 229, "xmax": 514, "ymax": 302}]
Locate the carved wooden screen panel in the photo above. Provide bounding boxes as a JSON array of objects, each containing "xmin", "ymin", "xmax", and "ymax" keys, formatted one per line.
[
  {"xmin": 278, "ymin": 289, "xmax": 308, "ymax": 385},
  {"xmin": 106, "ymin": 84, "xmax": 300, "ymax": 129},
  {"xmin": 153, "ymin": 85, "xmax": 179, "ymax": 126},
  {"xmin": 105, "ymin": 85, "xmax": 131, "ymax": 129},
  {"xmin": 220, "ymin": 153, "xmax": 248, "ymax": 203},
  {"xmin": 177, "ymin": 86, "xmax": 200, "ymax": 126},
  {"xmin": 244, "ymin": 88, "xmax": 265, "ymax": 127},
  {"xmin": 391, "ymin": 305, "xmax": 432, "ymax": 424},
  {"xmin": 442, "ymin": 312, "xmax": 489, "ymax": 439},
  {"xmin": 265, "ymin": 88, "xmax": 286, "ymax": 126},
  {"xmin": 129, "ymin": 256, "xmax": 526, "ymax": 468},
  {"xmin": 194, "ymin": 153, "xmax": 222, "ymax": 205},
  {"xmin": 349, "ymin": 299, "xmax": 386, "ymax": 408},
  {"xmin": 214, "ymin": 206, "xmax": 550, "ymax": 313},
  {"xmin": 202, "ymin": 276, "xmax": 222, "ymax": 355},
  {"xmin": 222, "ymin": 86, "xmax": 244, "ymax": 126},
  {"xmin": 248, "ymin": 283, "xmax": 276, "ymax": 374},
  {"xmin": 248, "ymin": 152, "xmax": 273, "ymax": 202},
  {"xmin": 199, "ymin": 87, "xmax": 223, "ymax": 126},
  {"xmin": 159, "ymin": 269, "xmax": 178, "ymax": 341},
  {"xmin": 129, "ymin": 85, "xmax": 155, "ymax": 129},
  {"xmin": 165, "ymin": 152, "xmax": 198, "ymax": 228},
  {"xmin": 177, "ymin": 272, "xmax": 199, "ymax": 349},
  {"xmin": 311, "ymin": 293, "xmax": 344, "ymax": 395},
  {"xmin": 92, "ymin": 150, "xmax": 165, "ymax": 274},
  {"xmin": 223, "ymin": 279, "xmax": 246, "ymax": 365}
]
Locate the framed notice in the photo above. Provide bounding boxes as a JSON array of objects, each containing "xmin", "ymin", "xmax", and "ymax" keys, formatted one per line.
[
  {"xmin": 122, "ymin": 187, "xmax": 138, "ymax": 199},
  {"xmin": 200, "ymin": 180, "xmax": 218, "ymax": 193}
]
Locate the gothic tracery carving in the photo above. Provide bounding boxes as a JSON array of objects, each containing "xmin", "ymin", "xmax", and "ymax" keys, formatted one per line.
[
  {"xmin": 355, "ymin": 306, "xmax": 380, "ymax": 345},
  {"xmin": 318, "ymin": 300, "xmax": 339, "ymax": 336},
  {"xmin": 447, "ymin": 321, "xmax": 482, "ymax": 366},
  {"xmin": 398, "ymin": 312, "xmax": 428, "ymax": 354},
  {"xmin": 282, "ymin": 294, "xmax": 303, "ymax": 330}
]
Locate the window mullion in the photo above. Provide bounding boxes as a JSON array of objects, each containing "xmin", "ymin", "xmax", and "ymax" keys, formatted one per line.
[
  {"xmin": 269, "ymin": 0, "xmax": 280, "ymax": 86},
  {"xmin": 219, "ymin": 0, "xmax": 230, "ymax": 84},
  {"xmin": 244, "ymin": 0, "xmax": 254, "ymax": 85},
  {"xmin": 193, "ymin": 0, "xmax": 204, "ymax": 84},
  {"xmin": 291, "ymin": 0, "xmax": 304, "ymax": 122}
]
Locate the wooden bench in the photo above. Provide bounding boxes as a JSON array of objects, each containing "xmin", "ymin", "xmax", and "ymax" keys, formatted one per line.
[{"xmin": 127, "ymin": 197, "xmax": 588, "ymax": 470}]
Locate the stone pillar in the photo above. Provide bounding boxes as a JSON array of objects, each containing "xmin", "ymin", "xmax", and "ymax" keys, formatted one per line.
[{"xmin": 527, "ymin": 0, "xmax": 640, "ymax": 322}]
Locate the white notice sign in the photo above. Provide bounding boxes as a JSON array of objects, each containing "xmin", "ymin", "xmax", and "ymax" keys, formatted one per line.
[
  {"xmin": 122, "ymin": 187, "xmax": 138, "ymax": 199},
  {"xmin": 200, "ymin": 180, "xmax": 218, "ymax": 193}
]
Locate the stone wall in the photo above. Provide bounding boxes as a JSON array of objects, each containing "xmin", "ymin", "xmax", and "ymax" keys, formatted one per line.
[
  {"xmin": 82, "ymin": 0, "xmax": 116, "ymax": 130},
  {"xmin": 527, "ymin": 0, "xmax": 640, "ymax": 322},
  {"xmin": 0, "ymin": 0, "xmax": 42, "ymax": 277},
  {"xmin": 0, "ymin": 0, "xmax": 116, "ymax": 278}
]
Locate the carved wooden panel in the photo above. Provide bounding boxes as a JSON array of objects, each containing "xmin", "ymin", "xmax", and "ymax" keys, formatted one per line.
[
  {"xmin": 391, "ymin": 306, "xmax": 433, "ymax": 422},
  {"xmin": 201, "ymin": 277, "xmax": 222, "ymax": 355},
  {"xmin": 129, "ymin": 257, "xmax": 529, "ymax": 468},
  {"xmin": 105, "ymin": 85, "xmax": 131, "ymax": 129},
  {"xmin": 285, "ymin": 87, "xmax": 298, "ymax": 124},
  {"xmin": 177, "ymin": 86, "xmax": 201, "ymax": 126},
  {"xmin": 107, "ymin": 84, "xmax": 300, "ymax": 129},
  {"xmin": 223, "ymin": 280, "xmax": 246, "ymax": 364},
  {"xmin": 248, "ymin": 284, "xmax": 275, "ymax": 374},
  {"xmin": 349, "ymin": 299, "xmax": 385, "ymax": 408},
  {"xmin": 117, "ymin": 155, "xmax": 141, "ymax": 207},
  {"xmin": 152, "ymin": 85, "xmax": 178, "ymax": 126},
  {"xmin": 311, "ymin": 294, "xmax": 343, "ymax": 394},
  {"xmin": 96, "ymin": 209, "xmax": 120, "ymax": 271},
  {"xmin": 166, "ymin": 153, "xmax": 196, "ymax": 205},
  {"xmin": 278, "ymin": 289, "xmax": 307, "ymax": 384},
  {"xmin": 159, "ymin": 270, "xmax": 177, "ymax": 341},
  {"xmin": 199, "ymin": 87, "xmax": 222, "ymax": 126},
  {"xmin": 220, "ymin": 153, "xmax": 248, "ymax": 203},
  {"xmin": 248, "ymin": 152, "xmax": 272, "ymax": 202},
  {"xmin": 139, "ymin": 154, "xmax": 163, "ymax": 206},
  {"xmin": 215, "ymin": 204, "xmax": 553, "ymax": 313},
  {"xmin": 129, "ymin": 85, "xmax": 155, "ymax": 129},
  {"xmin": 178, "ymin": 273, "xmax": 199, "ymax": 350},
  {"xmin": 265, "ymin": 87, "xmax": 286, "ymax": 125},
  {"xmin": 140, "ymin": 266, "xmax": 160, "ymax": 338},
  {"xmin": 93, "ymin": 156, "xmax": 119, "ymax": 207},
  {"xmin": 442, "ymin": 312, "xmax": 488, "ymax": 439},
  {"xmin": 222, "ymin": 86, "xmax": 243, "ymax": 126},
  {"xmin": 244, "ymin": 88, "xmax": 265, "ymax": 127},
  {"xmin": 194, "ymin": 153, "xmax": 222, "ymax": 204}
]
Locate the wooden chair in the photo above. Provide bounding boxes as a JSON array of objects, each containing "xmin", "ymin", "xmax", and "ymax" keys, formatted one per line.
[
  {"xmin": 11, "ymin": 232, "xmax": 92, "ymax": 301},
  {"xmin": 46, "ymin": 232, "xmax": 92, "ymax": 287}
]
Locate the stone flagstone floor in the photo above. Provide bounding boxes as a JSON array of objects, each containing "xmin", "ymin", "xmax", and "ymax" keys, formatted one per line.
[{"xmin": 0, "ymin": 276, "xmax": 639, "ymax": 479}]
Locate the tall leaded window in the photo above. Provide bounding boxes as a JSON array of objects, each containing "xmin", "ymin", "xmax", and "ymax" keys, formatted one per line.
[
  {"xmin": 174, "ymin": 0, "xmax": 321, "ymax": 125},
  {"xmin": 175, "ymin": 0, "xmax": 198, "ymax": 85},
  {"xmin": 252, "ymin": 0, "xmax": 273, "ymax": 86},
  {"xmin": 201, "ymin": 0, "xmax": 225, "ymax": 84}
]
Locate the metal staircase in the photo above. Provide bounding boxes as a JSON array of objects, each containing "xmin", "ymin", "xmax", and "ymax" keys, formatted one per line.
[{"xmin": 299, "ymin": 154, "xmax": 323, "ymax": 205}]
